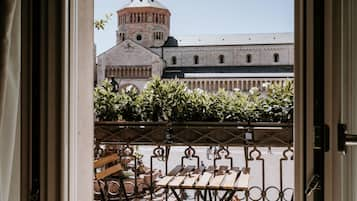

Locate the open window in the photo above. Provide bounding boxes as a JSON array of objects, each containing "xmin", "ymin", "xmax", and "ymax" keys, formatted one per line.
[{"xmin": 15, "ymin": 0, "xmax": 357, "ymax": 201}]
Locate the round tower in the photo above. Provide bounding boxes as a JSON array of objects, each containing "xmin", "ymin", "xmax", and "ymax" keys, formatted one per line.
[{"xmin": 117, "ymin": 0, "xmax": 171, "ymax": 48}]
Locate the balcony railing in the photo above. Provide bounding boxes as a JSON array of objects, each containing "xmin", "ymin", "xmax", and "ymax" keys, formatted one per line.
[
  {"xmin": 94, "ymin": 121, "xmax": 294, "ymax": 201},
  {"xmin": 163, "ymin": 78, "xmax": 293, "ymax": 92}
]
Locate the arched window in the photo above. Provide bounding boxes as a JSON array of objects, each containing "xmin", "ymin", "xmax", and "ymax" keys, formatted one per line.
[
  {"xmin": 274, "ymin": 53, "xmax": 279, "ymax": 62},
  {"xmin": 194, "ymin": 55, "xmax": 199, "ymax": 64},
  {"xmin": 136, "ymin": 34, "xmax": 142, "ymax": 41},
  {"xmin": 246, "ymin": 54, "xmax": 252, "ymax": 63},
  {"xmin": 219, "ymin": 55, "xmax": 225, "ymax": 64},
  {"xmin": 171, "ymin": 56, "xmax": 177, "ymax": 65}
]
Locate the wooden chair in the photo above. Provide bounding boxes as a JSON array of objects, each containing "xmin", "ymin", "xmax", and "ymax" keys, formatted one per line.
[{"xmin": 94, "ymin": 154, "xmax": 129, "ymax": 201}]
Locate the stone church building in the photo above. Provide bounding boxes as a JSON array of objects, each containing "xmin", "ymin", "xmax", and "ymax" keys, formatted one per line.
[{"xmin": 97, "ymin": 0, "xmax": 294, "ymax": 92}]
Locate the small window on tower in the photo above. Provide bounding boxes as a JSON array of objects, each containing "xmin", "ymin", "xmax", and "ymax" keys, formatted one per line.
[
  {"xmin": 219, "ymin": 55, "xmax": 225, "ymax": 64},
  {"xmin": 194, "ymin": 55, "xmax": 199, "ymax": 64},
  {"xmin": 120, "ymin": 33, "xmax": 125, "ymax": 41},
  {"xmin": 136, "ymin": 34, "xmax": 142, "ymax": 41},
  {"xmin": 172, "ymin": 56, "xmax": 177, "ymax": 65},
  {"xmin": 274, "ymin": 53, "xmax": 280, "ymax": 62},
  {"xmin": 246, "ymin": 54, "xmax": 252, "ymax": 63}
]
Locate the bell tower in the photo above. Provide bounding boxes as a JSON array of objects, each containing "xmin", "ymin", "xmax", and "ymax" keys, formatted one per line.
[{"xmin": 116, "ymin": 0, "xmax": 171, "ymax": 48}]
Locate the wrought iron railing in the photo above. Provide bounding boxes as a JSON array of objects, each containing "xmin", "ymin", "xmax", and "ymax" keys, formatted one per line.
[{"xmin": 94, "ymin": 122, "xmax": 294, "ymax": 201}]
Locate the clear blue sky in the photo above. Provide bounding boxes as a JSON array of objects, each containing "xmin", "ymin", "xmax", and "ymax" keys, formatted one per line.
[{"xmin": 95, "ymin": 0, "xmax": 294, "ymax": 54}]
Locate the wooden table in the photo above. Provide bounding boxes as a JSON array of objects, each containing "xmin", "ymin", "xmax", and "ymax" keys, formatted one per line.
[{"xmin": 157, "ymin": 165, "xmax": 250, "ymax": 201}]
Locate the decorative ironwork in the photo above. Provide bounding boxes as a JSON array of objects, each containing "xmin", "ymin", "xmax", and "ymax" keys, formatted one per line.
[
  {"xmin": 94, "ymin": 121, "xmax": 294, "ymax": 201},
  {"xmin": 150, "ymin": 145, "xmax": 168, "ymax": 200},
  {"xmin": 214, "ymin": 146, "xmax": 233, "ymax": 171},
  {"xmin": 181, "ymin": 146, "xmax": 200, "ymax": 168}
]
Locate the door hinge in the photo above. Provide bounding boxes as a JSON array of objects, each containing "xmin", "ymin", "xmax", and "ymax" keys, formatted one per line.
[
  {"xmin": 305, "ymin": 174, "xmax": 321, "ymax": 197},
  {"xmin": 314, "ymin": 124, "xmax": 330, "ymax": 152},
  {"xmin": 338, "ymin": 123, "xmax": 357, "ymax": 152}
]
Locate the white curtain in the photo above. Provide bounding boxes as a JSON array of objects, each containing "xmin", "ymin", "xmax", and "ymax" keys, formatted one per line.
[{"xmin": 0, "ymin": 0, "xmax": 21, "ymax": 200}]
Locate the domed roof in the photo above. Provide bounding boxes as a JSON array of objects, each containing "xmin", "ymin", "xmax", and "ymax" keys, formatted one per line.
[{"xmin": 123, "ymin": 0, "xmax": 168, "ymax": 10}]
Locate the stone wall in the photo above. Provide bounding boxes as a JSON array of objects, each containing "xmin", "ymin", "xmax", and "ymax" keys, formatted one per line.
[
  {"xmin": 96, "ymin": 40, "xmax": 165, "ymax": 87},
  {"xmin": 151, "ymin": 44, "xmax": 294, "ymax": 67}
]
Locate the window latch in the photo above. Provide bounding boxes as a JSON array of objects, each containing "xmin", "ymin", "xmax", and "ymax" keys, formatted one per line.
[
  {"xmin": 314, "ymin": 124, "xmax": 330, "ymax": 152},
  {"xmin": 338, "ymin": 123, "xmax": 357, "ymax": 153},
  {"xmin": 305, "ymin": 174, "xmax": 321, "ymax": 197}
]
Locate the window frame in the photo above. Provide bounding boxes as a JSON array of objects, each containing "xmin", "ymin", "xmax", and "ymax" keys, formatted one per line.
[{"xmin": 18, "ymin": 0, "xmax": 317, "ymax": 200}]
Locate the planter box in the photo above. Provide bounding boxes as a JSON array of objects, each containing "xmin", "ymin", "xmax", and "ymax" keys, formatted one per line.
[{"xmin": 95, "ymin": 121, "xmax": 293, "ymax": 147}]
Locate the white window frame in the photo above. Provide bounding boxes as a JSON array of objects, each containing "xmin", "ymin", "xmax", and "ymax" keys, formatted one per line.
[
  {"xmin": 19, "ymin": 0, "xmax": 321, "ymax": 200},
  {"xmin": 65, "ymin": 0, "xmax": 94, "ymax": 200}
]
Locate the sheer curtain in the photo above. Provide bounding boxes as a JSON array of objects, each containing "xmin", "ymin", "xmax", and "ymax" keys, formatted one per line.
[{"xmin": 0, "ymin": 0, "xmax": 21, "ymax": 201}]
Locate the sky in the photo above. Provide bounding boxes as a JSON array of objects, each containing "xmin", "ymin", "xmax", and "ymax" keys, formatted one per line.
[{"xmin": 94, "ymin": 0, "xmax": 294, "ymax": 55}]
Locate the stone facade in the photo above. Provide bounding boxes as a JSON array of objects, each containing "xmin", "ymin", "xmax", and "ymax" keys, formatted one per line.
[
  {"xmin": 152, "ymin": 44, "xmax": 294, "ymax": 67},
  {"xmin": 97, "ymin": 0, "xmax": 294, "ymax": 92},
  {"xmin": 97, "ymin": 40, "xmax": 165, "ymax": 89}
]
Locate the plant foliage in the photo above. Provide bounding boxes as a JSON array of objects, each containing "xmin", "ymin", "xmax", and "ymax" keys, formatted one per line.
[
  {"xmin": 94, "ymin": 78, "xmax": 294, "ymax": 122},
  {"xmin": 94, "ymin": 13, "xmax": 113, "ymax": 30}
]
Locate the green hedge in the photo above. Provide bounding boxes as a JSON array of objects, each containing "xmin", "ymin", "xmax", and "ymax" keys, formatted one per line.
[{"xmin": 94, "ymin": 78, "xmax": 294, "ymax": 122}]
